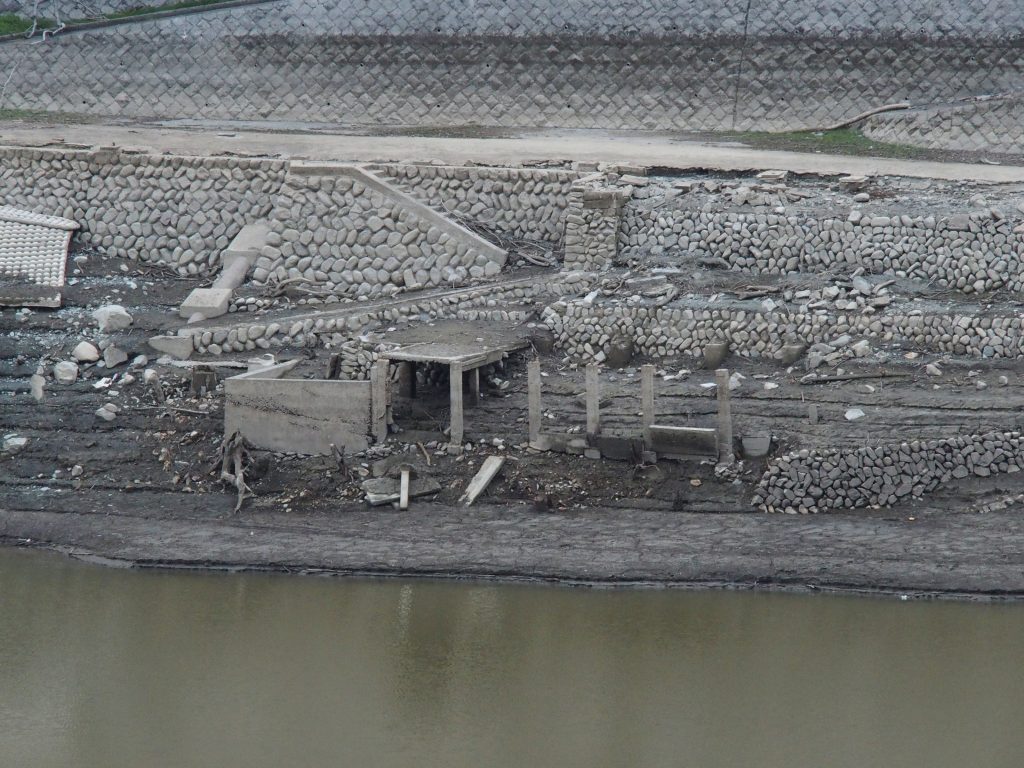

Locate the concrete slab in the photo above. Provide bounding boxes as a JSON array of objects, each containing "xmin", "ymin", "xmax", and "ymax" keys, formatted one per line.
[
  {"xmin": 222, "ymin": 220, "xmax": 271, "ymax": 269},
  {"xmin": 180, "ymin": 287, "xmax": 232, "ymax": 319},
  {"xmin": 648, "ymin": 425, "xmax": 718, "ymax": 458},
  {"xmin": 148, "ymin": 334, "xmax": 194, "ymax": 359}
]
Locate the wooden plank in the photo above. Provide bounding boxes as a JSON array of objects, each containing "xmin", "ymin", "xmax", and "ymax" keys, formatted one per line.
[{"xmin": 459, "ymin": 456, "xmax": 506, "ymax": 506}]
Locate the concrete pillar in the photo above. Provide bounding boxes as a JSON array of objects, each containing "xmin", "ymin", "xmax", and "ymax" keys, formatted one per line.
[
  {"xmin": 528, "ymin": 359, "xmax": 542, "ymax": 445},
  {"xmin": 586, "ymin": 363, "xmax": 600, "ymax": 438},
  {"xmin": 715, "ymin": 368, "xmax": 733, "ymax": 464},
  {"xmin": 641, "ymin": 364, "xmax": 655, "ymax": 445},
  {"xmin": 371, "ymin": 358, "xmax": 390, "ymax": 444},
  {"xmin": 467, "ymin": 367, "xmax": 480, "ymax": 406},
  {"xmin": 449, "ymin": 361, "xmax": 464, "ymax": 450},
  {"xmin": 397, "ymin": 361, "xmax": 416, "ymax": 398}
]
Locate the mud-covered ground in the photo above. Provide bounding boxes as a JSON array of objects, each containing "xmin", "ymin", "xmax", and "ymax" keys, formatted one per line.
[{"xmin": 3, "ymin": 251, "xmax": 1024, "ymax": 598}]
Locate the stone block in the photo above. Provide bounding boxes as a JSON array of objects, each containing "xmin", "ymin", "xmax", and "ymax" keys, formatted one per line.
[
  {"xmin": 180, "ymin": 287, "xmax": 232, "ymax": 319},
  {"xmin": 702, "ymin": 340, "xmax": 730, "ymax": 369},
  {"xmin": 148, "ymin": 334, "xmax": 194, "ymax": 359},
  {"xmin": 741, "ymin": 435, "xmax": 773, "ymax": 458}
]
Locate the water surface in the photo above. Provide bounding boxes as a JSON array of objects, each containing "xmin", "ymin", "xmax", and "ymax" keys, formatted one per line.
[{"xmin": 1, "ymin": 548, "xmax": 1022, "ymax": 767}]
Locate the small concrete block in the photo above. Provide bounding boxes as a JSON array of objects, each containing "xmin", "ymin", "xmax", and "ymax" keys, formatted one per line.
[
  {"xmin": 808, "ymin": 404, "xmax": 819, "ymax": 424},
  {"xmin": 180, "ymin": 287, "xmax": 232, "ymax": 320},
  {"xmin": 641, "ymin": 450, "xmax": 658, "ymax": 464},
  {"xmin": 584, "ymin": 447, "xmax": 602, "ymax": 460},
  {"xmin": 741, "ymin": 435, "xmax": 773, "ymax": 458},
  {"xmin": 148, "ymin": 334, "xmax": 194, "ymax": 359},
  {"xmin": 566, "ymin": 437, "xmax": 588, "ymax": 455},
  {"xmin": 778, "ymin": 343, "xmax": 807, "ymax": 365},
  {"xmin": 702, "ymin": 341, "xmax": 730, "ymax": 369}
]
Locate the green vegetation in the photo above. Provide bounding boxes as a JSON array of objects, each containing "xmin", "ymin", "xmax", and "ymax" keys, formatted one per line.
[
  {"xmin": 0, "ymin": 13, "xmax": 54, "ymax": 36},
  {"xmin": 723, "ymin": 127, "xmax": 929, "ymax": 160},
  {"xmin": 0, "ymin": 0, "xmax": 232, "ymax": 37}
]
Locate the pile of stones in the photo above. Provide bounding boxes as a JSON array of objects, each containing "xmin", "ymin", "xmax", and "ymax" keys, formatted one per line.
[{"xmin": 752, "ymin": 431, "xmax": 1024, "ymax": 513}]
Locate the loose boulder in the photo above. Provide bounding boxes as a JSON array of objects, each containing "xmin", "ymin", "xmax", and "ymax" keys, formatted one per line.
[
  {"xmin": 72, "ymin": 342, "xmax": 100, "ymax": 363},
  {"xmin": 53, "ymin": 361, "xmax": 80, "ymax": 384},
  {"xmin": 93, "ymin": 305, "xmax": 133, "ymax": 333}
]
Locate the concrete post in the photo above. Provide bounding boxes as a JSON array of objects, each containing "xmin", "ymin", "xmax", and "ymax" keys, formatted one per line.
[
  {"xmin": 586, "ymin": 363, "xmax": 600, "ymax": 438},
  {"xmin": 467, "ymin": 367, "xmax": 480, "ymax": 406},
  {"xmin": 641, "ymin": 364, "xmax": 655, "ymax": 445},
  {"xmin": 528, "ymin": 359, "xmax": 542, "ymax": 445},
  {"xmin": 397, "ymin": 361, "xmax": 416, "ymax": 398},
  {"xmin": 371, "ymin": 358, "xmax": 390, "ymax": 444},
  {"xmin": 449, "ymin": 361, "xmax": 464, "ymax": 450},
  {"xmin": 715, "ymin": 368, "xmax": 733, "ymax": 464}
]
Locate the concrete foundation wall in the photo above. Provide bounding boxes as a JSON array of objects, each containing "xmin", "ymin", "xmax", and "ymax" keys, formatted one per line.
[
  {"xmin": 225, "ymin": 376, "xmax": 372, "ymax": 454},
  {"xmin": 0, "ymin": 147, "xmax": 287, "ymax": 274},
  {"xmin": 754, "ymin": 430, "xmax": 1024, "ymax": 513},
  {"xmin": 0, "ymin": 1, "xmax": 1019, "ymax": 139}
]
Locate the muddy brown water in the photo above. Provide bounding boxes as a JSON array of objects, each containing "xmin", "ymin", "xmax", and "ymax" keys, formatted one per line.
[{"xmin": 2, "ymin": 548, "xmax": 1023, "ymax": 767}]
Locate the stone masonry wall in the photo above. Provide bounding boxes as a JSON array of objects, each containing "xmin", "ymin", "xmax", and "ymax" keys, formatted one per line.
[
  {"xmin": 372, "ymin": 164, "xmax": 578, "ymax": 245},
  {"xmin": 190, "ymin": 270, "xmax": 598, "ymax": 366},
  {"xmin": 544, "ymin": 298, "xmax": 1024, "ymax": 365},
  {"xmin": 0, "ymin": 1, "xmax": 1020, "ymax": 138},
  {"xmin": 0, "ymin": 147, "xmax": 286, "ymax": 274},
  {"xmin": 619, "ymin": 206, "xmax": 1024, "ymax": 295},
  {"xmin": 753, "ymin": 431, "xmax": 1024, "ymax": 513},
  {"xmin": 563, "ymin": 182, "xmax": 627, "ymax": 271},
  {"xmin": 251, "ymin": 172, "xmax": 504, "ymax": 300}
]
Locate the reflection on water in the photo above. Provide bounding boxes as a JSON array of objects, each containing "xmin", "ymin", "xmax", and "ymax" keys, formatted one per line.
[{"xmin": 1, "ymin": 548, "xmax": 1023, "ymax": 768}]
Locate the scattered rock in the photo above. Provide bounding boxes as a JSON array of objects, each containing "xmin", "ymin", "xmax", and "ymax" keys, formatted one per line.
[
  {"xmin": 103, "ymin": 345, "xmax": 129, "ymax": 368},
  {"xmin": 3, "ymin": 435, "xmax": 28, "ymax": 453},
  {"xmin": 53, "ymin": 361, "xmax": 80, "ymax": 384},
  {"xmin": 72, "ymin": 342, "xmax": 100, "ymax": 362},
  {"xmin": 95, "ymin": 403, "xmax": 118, "ymax": 422},
  {"xmin": 29, "ymin": 374, "xmax": 45, "ymax": 402},
  {"xmin": 92, "ymin": 305, "xmax": 134, "ymax": 333},
  {"xmin": 844, "ymin": 408, "xmax": 866, "ymax": 421}
]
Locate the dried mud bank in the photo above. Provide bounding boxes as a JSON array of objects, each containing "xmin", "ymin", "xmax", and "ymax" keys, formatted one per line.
[{"xmin": 5, "ymin": 152, "xmax": 1024, "ymax": 596}]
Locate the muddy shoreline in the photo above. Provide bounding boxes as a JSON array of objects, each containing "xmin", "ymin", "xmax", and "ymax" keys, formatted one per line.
[{"xmin": 3, "ymin": 502, "xmax": 1023, "ymax": 601}]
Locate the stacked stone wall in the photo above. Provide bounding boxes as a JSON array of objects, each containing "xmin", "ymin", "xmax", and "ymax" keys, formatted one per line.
[
  {"xmin": 563, "ymin": 184, "xmax": 627, "ymax": 271},
  {"xmin": 191, "ymin": 271, "xmax": 597, "ymax": 364},
  {"xmin": 620, "ymin": 206, "xmax": 1024, "ymax": 295},
  {"xmin": 753, "ymin": 431, "xmax": 1024, "ymax": 513},
  {"xmin": 0, "ymin": 147, "xmax": 286, "ymax": 273},
  {"xmin": 544, "ymin": 299, "xmax": 1024, "ymax": 364},
  {"xmin": 372, "ymin": 164, "xmax": 578, "ymax": 245},
  {"xmin": 250, "ymin": 172, "xmax": 504, "ymax": 299}
]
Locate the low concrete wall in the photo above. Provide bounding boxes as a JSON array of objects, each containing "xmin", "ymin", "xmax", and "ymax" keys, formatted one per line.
[{"xmin": 225, "ymin": 376, "xmax": 372, "ymax": 455}]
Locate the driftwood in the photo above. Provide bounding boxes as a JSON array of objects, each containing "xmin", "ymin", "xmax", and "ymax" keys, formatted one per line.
[
  {"xmin": 219, "ymin": 430, "xmax": 254, "ymax": 513},
  {"xmin": 800, "ymin": 372, "xmax": 911, "ymax": 385},
  {"xmin": 816, "ymin": 102, "xmax": 911, "ymax": 132}
]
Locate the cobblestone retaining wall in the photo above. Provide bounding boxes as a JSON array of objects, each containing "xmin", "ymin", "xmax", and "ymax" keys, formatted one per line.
[
  {"xmin": 753, "ymin": 431, "xmax": 1024, "ymax": 513},
  {"xmin": 544, "ymin": 298, "xmax": 1024, "ymax": 364},
  {"xmin": 372, "ymin": 164, "xmax": 578, "ymax": 244},
  {"xmin": 251, "ymin": 171, "xmax": 504, "ymax": 299},
  {"xmin": 0, "ymin": 147, "xmax": 286, "ymax": 273},
  {"xmin": 620, "ymin": 206, "xmax": 1024, "ymax": 295},
  {"xmin": 191, "ymin": 271, "xmax": 597, "ymax": 370},
  {"xmin": 0, "ymin": 1, "xmax": 1019, "ymax": 137}
]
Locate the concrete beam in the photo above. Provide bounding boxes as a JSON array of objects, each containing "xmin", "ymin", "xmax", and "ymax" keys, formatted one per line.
[
  {"xmin": 528, "ymin": 359, "xmax": 542, "ymax": 446},
  {"xmin": 715, "ymin": 368, "xmax": 734, "ymax": 464},
  {"xmin": 449, "ymin": 361, "xmax": 464, "ymax": 450},
  {"xmin": 586, "ymin": 363, "xmax": 600, "ymax": 438},
  {"xmin": 641, "ymin": 364, "xmax": 655, "ymax": 445}
]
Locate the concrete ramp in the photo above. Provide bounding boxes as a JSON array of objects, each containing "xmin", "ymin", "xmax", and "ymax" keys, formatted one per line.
[{"xmin": 251, "ymin": 163, "xmax": 507, "ymax": 300}]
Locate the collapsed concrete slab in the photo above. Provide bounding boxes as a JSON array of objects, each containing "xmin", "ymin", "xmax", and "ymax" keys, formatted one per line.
[{"xmin": 0, "ymin": 206, "xmax": 79, "ymax": 308}]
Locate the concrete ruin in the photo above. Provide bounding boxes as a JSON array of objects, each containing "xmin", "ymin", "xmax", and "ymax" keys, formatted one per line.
[{"xmin": 0, "ymin": 206, "xmax": 79, "ymax": 308}]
